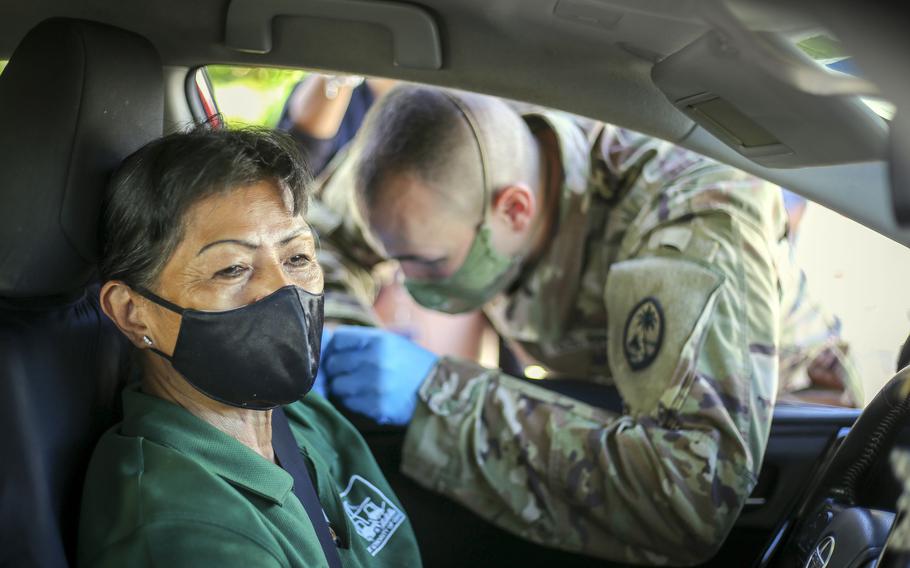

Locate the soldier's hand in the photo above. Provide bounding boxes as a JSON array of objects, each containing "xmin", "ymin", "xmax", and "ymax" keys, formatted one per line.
[
  {"xmin": 321, "ymin": 326, "xmax": 439, "ymax": 425},
  {"xmin": 803, "ymin": 344, "xmax": 860, "ymax": 407},
  {"xmin": 807, "ymin": 345, "xmax": 847, "ymax": 391}
]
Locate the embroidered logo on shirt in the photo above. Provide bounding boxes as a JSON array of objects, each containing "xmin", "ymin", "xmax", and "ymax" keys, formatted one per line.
[
  {"xmin": 623, "ymin": 297, "xmax": 664, "ymax": 371},
  {"xmin": 340, "ymin": 475, "xmax": 405, "ymax": 556}
]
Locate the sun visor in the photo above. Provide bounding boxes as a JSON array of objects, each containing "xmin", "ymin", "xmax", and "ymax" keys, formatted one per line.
[{"xmin": 652, "ymin": 30, "xmax": 888, "ymax": 168}]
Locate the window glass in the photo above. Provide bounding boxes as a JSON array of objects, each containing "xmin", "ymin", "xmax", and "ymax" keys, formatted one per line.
[
  {"xmin": 795, "ymin": 33, "xmax": 896, "ymax": 120},
  {"xmin": 203, "ymin": 65, "xmax": 910, "ymax": 407},
  {"xmin": 206, "ymin": 65, "xmax": 306, "ymax": 127},
  {"xmin": 787, "ymin": 197, "xmax": 910, "ymax": 404}
]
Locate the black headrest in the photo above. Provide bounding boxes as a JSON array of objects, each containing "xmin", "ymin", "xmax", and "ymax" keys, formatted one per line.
[{"xmin": 0, "ymin": 18, "xmax": 163, "ymax": 299}]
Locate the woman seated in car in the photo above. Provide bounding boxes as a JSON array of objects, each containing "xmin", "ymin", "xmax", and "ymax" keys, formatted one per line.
[{"xmin": 78, "ymin": 127, "xmax": 421, "ymax": 567}]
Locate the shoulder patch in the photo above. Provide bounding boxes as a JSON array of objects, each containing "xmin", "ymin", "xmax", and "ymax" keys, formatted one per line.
[{"xmin": 623, "ymin": 297, "xmax": 664, "ymax": 371}]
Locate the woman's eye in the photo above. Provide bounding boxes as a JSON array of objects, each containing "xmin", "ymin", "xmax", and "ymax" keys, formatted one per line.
[
  {"xmin": 286, "ymin": 254, "xmax": 313, "ymax": 268},
  {"xmin": 214, "ymin": 264, "xmax": 249, "ymax": 279}
]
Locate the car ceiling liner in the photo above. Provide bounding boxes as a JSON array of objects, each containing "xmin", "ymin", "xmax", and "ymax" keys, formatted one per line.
[
  {"xmin": 224, "ymin": 0, "xmax": 442, "ymax": 70},
  {"xmin": 651, "ymin": 1, "xmax": 887, "ymax": 169},
  {"xmin": 218, "ymin": 0, "xmax": 910, "ymax": 231}
]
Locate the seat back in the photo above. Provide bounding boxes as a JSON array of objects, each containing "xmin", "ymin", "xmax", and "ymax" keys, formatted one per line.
[{"xmin": 0, "ymin": 19, "xmax": 163, "ymax": 567}]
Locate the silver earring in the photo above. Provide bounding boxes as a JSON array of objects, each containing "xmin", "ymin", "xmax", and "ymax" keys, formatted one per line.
[{"xmin": 143, "ymin": 335, "xmax": 154, "ymax": 346}]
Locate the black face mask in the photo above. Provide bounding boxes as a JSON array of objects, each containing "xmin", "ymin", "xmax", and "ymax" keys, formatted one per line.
[{"xmin": 137, "ymin": 285, "xmax": 324, "ymax": 410}]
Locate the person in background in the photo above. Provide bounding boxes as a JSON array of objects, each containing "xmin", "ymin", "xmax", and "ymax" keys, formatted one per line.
[{"xmin": 277, "ymin": 74, "xmax": 397, "ymax": 176}]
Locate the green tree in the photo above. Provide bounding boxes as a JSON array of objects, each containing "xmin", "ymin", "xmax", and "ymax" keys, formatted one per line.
[{"xmin": 206, "ymin": 65, "xmax": 308, "ymax": 127}]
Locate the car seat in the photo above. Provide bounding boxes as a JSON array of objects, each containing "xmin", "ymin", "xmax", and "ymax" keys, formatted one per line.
[{"xmin": 0, "ymin": 18, "xmax": 163, "ymax": 567}]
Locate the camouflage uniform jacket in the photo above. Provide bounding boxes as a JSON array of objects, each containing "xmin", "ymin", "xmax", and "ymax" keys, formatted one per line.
[
  {"xmin": 308, "ymin": 147, "xmax": 386, "ymax": 327},
  {"xmin": 398, "ymin": 113, "xmax": 788, "ymax": 566},
  {"xmin": 307, "ymin": 110, "xmax": 842, "ymax": 563}
]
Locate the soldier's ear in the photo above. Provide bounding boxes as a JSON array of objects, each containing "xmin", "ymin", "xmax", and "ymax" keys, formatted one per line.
[{"xmin": 491, "ymin": 184, "xmax": 536, "ymax": 232}]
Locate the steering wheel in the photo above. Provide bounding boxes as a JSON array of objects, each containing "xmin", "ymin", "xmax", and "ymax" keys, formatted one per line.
[{"xmin": 759, "ymin": 367, "xmax": 910, "ymax": 567}]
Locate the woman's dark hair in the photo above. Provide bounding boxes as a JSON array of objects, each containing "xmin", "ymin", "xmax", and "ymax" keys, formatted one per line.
[{"xmin": 99, "ymin": 127, "xmax": 310, "ymax": 288}]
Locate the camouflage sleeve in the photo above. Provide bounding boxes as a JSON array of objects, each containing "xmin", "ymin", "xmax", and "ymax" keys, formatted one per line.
[
  {"xmin": 307, "ymin": 144, "xmax": 386, "ymax": 326},
  {"xmin": 400, "ymin": 182, "xmax": 782, "ymax": 565},
  {"xmin": 314, "ymin": 231, "xmax": 380, "ymax": 327}
]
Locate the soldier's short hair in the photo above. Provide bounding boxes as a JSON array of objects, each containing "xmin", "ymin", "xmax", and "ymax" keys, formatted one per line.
[{"xmin": 353, "ymin": 85, "xmax": 483, "ymax": 217}]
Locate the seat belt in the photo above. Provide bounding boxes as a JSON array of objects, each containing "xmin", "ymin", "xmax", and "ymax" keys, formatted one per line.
[{"xmin": 272, "ymin": 407, "xmax": 344, "ymax": 568}]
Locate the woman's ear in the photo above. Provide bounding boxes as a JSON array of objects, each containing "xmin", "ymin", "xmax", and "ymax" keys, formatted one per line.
[
  {"xmin": 99, "ymin": 281, "xmax": 153, "ymax": 349},
  {"xmin": 491, "ymin": 184, "xmax": 537, "ymax": 233}
]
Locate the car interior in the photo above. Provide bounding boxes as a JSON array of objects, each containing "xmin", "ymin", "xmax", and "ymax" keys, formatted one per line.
[{"xmin": 1, "ymin": 1, "xmax": 908, "ymax": 567}]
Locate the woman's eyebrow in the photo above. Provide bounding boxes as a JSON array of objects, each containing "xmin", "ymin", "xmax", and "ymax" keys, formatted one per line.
[
  {"xmin": 279, "ymin": 228, "xmax": 310, "ymax": 246},
  {"xmin": 196, "ymin": 239, "xmax": 258, "ymax": 256},
  {"xmin": 196, "ymin": 229, "xmax": 311, "ymax": 256}
]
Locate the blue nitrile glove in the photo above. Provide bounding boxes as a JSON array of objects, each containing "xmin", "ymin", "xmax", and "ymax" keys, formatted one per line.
[
  {"xmin": 311, "ymin": 327, "xmax": 334, "ymax": 398},
  {"xmin": 321, "ymin": 326, "xmax": 439, "ymax": 425}
]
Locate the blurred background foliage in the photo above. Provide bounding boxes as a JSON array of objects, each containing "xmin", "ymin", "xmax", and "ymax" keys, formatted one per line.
[{"xmin": 206, "ymin": 65, "xmax": 308, "ymax": 126}]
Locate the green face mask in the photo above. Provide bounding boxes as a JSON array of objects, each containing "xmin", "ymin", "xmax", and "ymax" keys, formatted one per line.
[
  {"xmin": 405, "ymin": 223, "xmax": 522, "ymax": 314},
  {"xmin": 403, "ymin": 91, "xmax": 523, "ymax": 314}
]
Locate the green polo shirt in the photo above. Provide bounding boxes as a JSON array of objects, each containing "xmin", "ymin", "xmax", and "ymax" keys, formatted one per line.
[{"xmin": 78, "ymin": 385, "xmax": 421, "ymax": 567}]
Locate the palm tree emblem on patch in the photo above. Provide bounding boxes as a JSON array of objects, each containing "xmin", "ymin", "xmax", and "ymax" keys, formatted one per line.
[{"xmin": 623, "ymin": 297, "xmax": 664, "ymax": 371}]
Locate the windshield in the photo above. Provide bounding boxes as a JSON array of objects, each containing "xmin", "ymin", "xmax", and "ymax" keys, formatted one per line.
[{"xmin": 796, "ymin": 33, "xmax": 896, "ymax": 120}]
